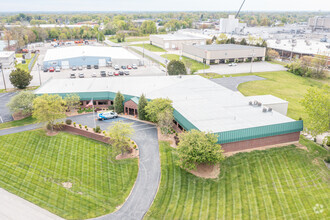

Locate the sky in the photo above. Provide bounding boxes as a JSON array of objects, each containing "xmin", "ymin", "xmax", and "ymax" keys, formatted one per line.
[{"xmin": 0, "ymin": 0, "xmax": 329, "ymax": 12}]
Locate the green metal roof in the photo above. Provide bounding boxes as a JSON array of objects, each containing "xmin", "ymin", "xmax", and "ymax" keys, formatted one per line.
[
  {"xmin": 215, "ymin": 120, "xmax": 303, "ymax": 144},
  {"xmin": 173, "ymin": 109, "xmax": 198, "ymax": 131},
  {"xmin": 130, "ymin": 97, "xmax": 140, "ymax": 105}
]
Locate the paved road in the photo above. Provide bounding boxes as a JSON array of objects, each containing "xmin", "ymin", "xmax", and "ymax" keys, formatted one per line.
[
  {"xmin": 0, "ymin": 92, "xmax": 16, "ymax": 123},
  {"xmin": 197, "ymin": 61, "xmax": 286, "ymax": 75},
  {"xmin": 130, "ymin": 46, "xmax": 167, "ymax": 65},
  {"xmin": 210, "ymin": 75, "xmax": 265, "ymax": 91},
  {"xmin": 68, "ymin": 114, "xmax": 161, "ymax": 220}
]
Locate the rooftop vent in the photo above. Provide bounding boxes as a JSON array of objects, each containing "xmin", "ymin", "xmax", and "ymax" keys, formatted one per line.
[
  {"xmin": 249, "ymin": 101, "xmax": 253, "ymax": 105},
  {"xmin": 262, "ymin": 107, "xmax": 267, "ymax": 112},
  {"xmin": 268, "ymin": 107, "xmax": 272, "ymax": 112}
]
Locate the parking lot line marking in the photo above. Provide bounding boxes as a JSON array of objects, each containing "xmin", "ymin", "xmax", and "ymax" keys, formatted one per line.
[{"xmin": 134, "ymin": 127, "xmax": 156, "ymax": 132}]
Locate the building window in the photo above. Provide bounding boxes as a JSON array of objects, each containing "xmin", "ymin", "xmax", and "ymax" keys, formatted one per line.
[
  {"xmin": 80, "ymin": 101, "xmax": 84, "ymax": 106},
  {"xmin": 110, "ymin": 100, "xmax": 114, "ymax": 105},
  {"xmin": 173, "ymin": 120, "xmax": 178, "ymax": 125},
  {"xmin": 178, "ymin": 124, "xmax": 183, "ymax": 130},
  {"xmin": 210, "ymin": 59, "xmax": 215, "ymax": 64},
  {"xmin": 93, "ymin": 101, "xmax": 97, "ymax": 105},
  {"xmin": 229, "ymin": 58, "xmax": 235, "ymax": 62},
  {"xmin": 98, "ymin": 101, "xmax": 108, "ymax": 105},
  {"xmin": 219, "ymin": 59, "xmax": 225, "ymax": 63}
]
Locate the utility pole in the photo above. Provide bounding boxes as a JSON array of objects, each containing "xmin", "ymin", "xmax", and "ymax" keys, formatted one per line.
[
  {"xmin": 203, "ymin": 50, "xmax": 207, "ymax": 74},
  {"xmin": 0, "ymin": 63, "xmax": 7, "ymax": 91},
  {"xmin": 250, "ymin": 50, "xmax": 255, "ymax": 73},
  {"xmin": 37, "ymin": 63, "xmax": 42, "ymax": 86}
]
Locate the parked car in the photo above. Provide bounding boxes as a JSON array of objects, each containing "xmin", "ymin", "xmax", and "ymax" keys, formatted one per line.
[
  {"xmin": 108, "ymin": 71, "xmax": 114, "ymax": 76},
  {"xmin": 87, "ymin": 65, "xmax": 91, "ymax": 69},
  {"xmin": 119, "ymin": 71, "xmax": 124, "ymax": 75},
  {"xmin": 127, "ymin": 65, "xmax": 132, "ymax": 69},
  {"xmin": 100, "ymin": 71, "xmax": 106, "ymax": 77},
  {"xmin": 114, "ymin": 65, "xmax": 119, "ymax": 70},
  {"xmin": 121, "ymin": 65, "xmax": 127, "ymax": 70},
  {"xmin": 72, "ymin": 66, "xmax": 77, "ymax": 71},
  {"xmin": 91, "ymin": 73, "xmax": 97, "ymax": 77},
  {"xmin": 43, "ymin": 67, "xmax": 49, "ymax": 72},
  {"xmin": 132, "ymin": 64, "xmax": 138, "ymax": 69},
  {"xmin": 49, "ymin": 67, "xmax": 55, "ymax": 72},
  {"xmin": 124, "ymin": 71, "xmax": 130, "ymax": 75},
  {"xmin": 228, "ymin": 63, "xmax": 237, "ymax": 66},
  {"xmin": 79, "ymin": 73, "xmax": 84, "ymax": 78},
  {"xmin": 97, "ymin": 111, "xmax": 118, "ymax": 120},
  {"xmin": 114, "ymin": 72, "xmax": 119, "ymax": 76},
  {"xmin": 78, "ymin": 66, "xmax": 83, "ymax": 70},
  {"xmin": 55, "ymin": 66, "xmax": 61, "ymax": 72},
  {"xmin": 70, "ymin": 73, "xmax": 76, "ymax": 78},
  {"xmin": 94, "ymin": 65, "xmax": 99, "ymax": 69}
]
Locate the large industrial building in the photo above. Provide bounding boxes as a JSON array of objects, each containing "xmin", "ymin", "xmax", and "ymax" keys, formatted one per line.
[
  {"xmin": 43, "ymin": 46, "xmax": 140, "ymax": 69},
  {"xmin": 149, "ymin": 34, "xmax": 206, "ymax": 50},
  {"xmin": 308, "ymin": 16, "xmax": 330, "ymax": 31},
  {"xmin": 182, "ymin": 44, "xmax": 266, "ymax": 64},
  {"xmin": 0, "ymin": 51, "xmax": 15, "ymax": 69},
  {"xmin": 219, "ymin": 15, "xmax": 247, "ymax": 34},
  {"xmin": 35, "ymin": 75, "xmax": 303, "ymax": 153}
]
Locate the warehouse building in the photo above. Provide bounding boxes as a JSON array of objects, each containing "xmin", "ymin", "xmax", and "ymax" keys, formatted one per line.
[
  {"xmin": 43, "ymin": 46, "xmax": 140, "ymax": 69},
  {"xmin": 0, "ymin": 51, "xmax": 15, "ymax": 69},
  {"xmin": 182, "ymin": 44, "xmax": 266, "ymax": 64},
  {"xmin": 35, "ymin": 75, "xmax": 303, "ymax": 153},
  {"xmin": 150, "ymin": 34, "xmax": 206, "ymax": 50}
]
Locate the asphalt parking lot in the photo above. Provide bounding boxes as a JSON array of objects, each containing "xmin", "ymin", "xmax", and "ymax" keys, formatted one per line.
[
  {"xmin": 0, "ymin": 93, "xmax": 16, "ymax": 123},
  {"xmin": 210, "ymin": 75, "xmax": 265, "ymax": 91}
]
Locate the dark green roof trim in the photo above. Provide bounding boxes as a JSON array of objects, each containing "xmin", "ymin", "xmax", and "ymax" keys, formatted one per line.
[
  {"xmin": 215, "ymin": 120, "xmax": 303, "ymax": 144},
  {"xmin": 173, "ymin": 109, "xmax": 198, "ymax": 131},
  {"xmin": 130, "ymin": 97, "xmax": 140, "ymax": 105}
]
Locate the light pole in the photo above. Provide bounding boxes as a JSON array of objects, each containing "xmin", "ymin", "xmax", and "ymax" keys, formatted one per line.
[
  {"xmin": 37, "ymin": 63, "xmax": 42, "ymax": 86},
  {"xmin": 250, "ymin": 49, "xmax": 255, "ymax": 73},
  {"xmin": 203, "ymin": 50, "xmax": 207, "ymax": 74},
  {"xmin": 0, "ymin": 63, "xmax": 7, "ymax": 91}
]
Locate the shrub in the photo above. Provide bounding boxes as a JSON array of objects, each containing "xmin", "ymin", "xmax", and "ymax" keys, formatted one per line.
[
  {"xmin": 108, "ymin": 105, "xmax": 114, "ymax": 110},
  {"xmin": 79, "ymin": 124, "xmax": 82, "ymax": 129},
  {"xmin": 133, "ymin": 145, "xmax": 137, "ymax": 149},
  {"xmin": 102, "ymin": 130, "xmax": 106, "ymax": 135},
  {"xmin": 94, "ymin": 126, "xmax": 101, "ymax": 133},
  {"xmin": 65, "ymin": 119, "xmax": 72, "ymax": 125},
  {"xmin": 46, "ymin": 123, "xmax": 52, "ymax": 130},
  {"xmin": 132, "ymin": 141, "xmax": 135, "ymax": 144},
  {"xmin": 73, "ymin": 122, "xmax": 76, "ymax": 127},
  {"xmin": 85, "ymin": 125, "xmax": 88, "ymax": 130},
  {"xmin": 325, "ymin": 156, "xmax": 330, "ymax": 163}
]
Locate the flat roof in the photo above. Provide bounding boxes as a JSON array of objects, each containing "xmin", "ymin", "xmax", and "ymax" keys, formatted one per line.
[
  {"xmin": 193, "ymin": 44, "xmax": 264, "ymax": 51},
  {"xmin": 151, "ymin": 34, "xmax": 205, "ymax": 41},
  {"xmin": 267, "ymin": 39, "xmax": 330, "ymax": 56},
  {"xmin": 246, "ymin": 95, "xmax": 288, "ymax": 105},
  {"xmin": 35, "ymin": 75, "xmax": 294, "ymax": 133},
  {"xmin": 0, "ymin": 51, "xmax": 15, "ymax": 58},
  {"xmin": 43, "ymin": 46, "xmax": 140, "ymax": 62}
]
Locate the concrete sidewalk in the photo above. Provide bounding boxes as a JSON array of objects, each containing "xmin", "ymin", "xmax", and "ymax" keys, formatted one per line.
[{"xmin": 0, "ymin": 188, "xmax": 63, "ymax": 220}]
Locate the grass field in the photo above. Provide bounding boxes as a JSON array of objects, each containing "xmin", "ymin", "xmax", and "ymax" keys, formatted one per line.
[
  {"xmin": 132, "ymin": 43, "xmax": 166, "ymax": 52},
  {"xmin": 200, "ymin": 71, "xmax": 329, "ymax": 123},
  {"xmin": 145, "ymin": 140, "xmax": 329, "ymax": 220},
  {"xmin": 161, "ymin": 54, "xmax": 210, "ymax": 73},
  {"xmin": 0, "ymin": 130, "xmax": 138, "ymax": 219},
  {"xmin": 0, "ymin": 116, "xmax": 37, "ymax": 130},
  {"xmin": 109, "ymin": 37, "xmax": 149, "ymax": 43},
  {"xmin": 15, "ymin": 53, "xmax": 36, "ymax": 72}
]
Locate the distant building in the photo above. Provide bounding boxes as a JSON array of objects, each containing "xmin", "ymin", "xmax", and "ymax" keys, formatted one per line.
[
  {"xmin": 0, "ymin": 51, "xmax": 15, "ymax": 69},
  {"xmin": 219, "ymin": 15, "xmax": 246, "ymax": 34},
  {"xmin": 43, "ymin": 46, "xmax": 140, "ymax": 69},
  {"xmin": 182, "ymin": 44, "xmax": 266, "ymax": 64},
  {"xmin": 308, "ymin": 16, "xmax": 330, "ymax": 31},
  {"xmin": 150, "ymin": 34, "xmax": 206, "ymax": 50}
]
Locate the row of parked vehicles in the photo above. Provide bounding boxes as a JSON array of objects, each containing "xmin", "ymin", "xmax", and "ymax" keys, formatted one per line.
[
  {"xmin": 43, "ymin": 64, "xmax": 138, "ymax": 73},
  {"xmin": 70, "ymin": 70, "xmax": 130, "ymax": 78}
]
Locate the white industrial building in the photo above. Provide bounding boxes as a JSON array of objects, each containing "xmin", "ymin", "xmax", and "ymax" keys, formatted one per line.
[
  {"xmin": 219, "ymin": 15, "xmax": 246, "ymax": 34},
  {"xmin": 0, "ymin": 51, "xmax": 15, "ymax": 69},
  {"xmin": 43, "ymin": 46, "xmax": 140, "ymax": 69},
  {"xmin": 246, "ymin": 95, "xmax": 289, "ymax": 116},
  {"xmin": 150, "ymin": 34, "xmax": 206, "ymax": 50}
]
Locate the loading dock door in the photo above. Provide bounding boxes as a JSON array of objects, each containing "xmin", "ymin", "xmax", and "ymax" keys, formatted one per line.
[
  {"xmin": 98, "ymin": 59, "xmax": 106, "ymax": 67},
  {"xmin": 164, "ymin": 43, "xmax": 169, "ymax": 49},
  {"xmin": 61, "ymin": 61, "xmax": 69, "ymax": 69}
]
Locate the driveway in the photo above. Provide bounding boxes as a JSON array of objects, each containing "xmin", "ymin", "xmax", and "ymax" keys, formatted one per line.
[
  {"xmin": 69, "ymin": 114, "xmax": 161, "ymax": 220},
  {"xmin": 0, "ymin": 92, "xmax": 16, "ymax": 123},
  {"xmin": 210, "ymin": 75, "xmax": 265, "ymax": 91},
  {"xmin": 130, "ymin": 46, "xmax": 166, "ymax": 65},
  {"xmin": 197, "ymin": 61, "xmax": 286, "ymax": 75}
]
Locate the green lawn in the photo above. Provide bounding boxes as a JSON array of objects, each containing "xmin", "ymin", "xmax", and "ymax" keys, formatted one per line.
[
  {"xmin": 109, "ymin": 36, "xmax": 149, "ymax": 43},
  {"xmin": 161, "ymin": 54, "xmax": 210, "ymax": 73},
  {"xmin": 15, "ymin": 53, "xmax": 37, "ymax": 72},
  {"xmin": 0, "ymin": 130, "xmax": 138, "ymax": 219},
  {"xmin": 145, "ymin": 140, "xmax": 329, "ymax": 220},
  {"xmin": 132, "ymin": 43, "xmax": 166, "ymax": 52},
  {"xmin": 200, "ymin": 71, "xmax": 329, "ymax": 124},
  {"xmin": 0, "ymin": 116, "xmax": 37, "ymax": 130}
]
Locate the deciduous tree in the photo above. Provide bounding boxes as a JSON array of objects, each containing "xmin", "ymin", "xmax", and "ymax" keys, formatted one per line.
[
  {"xmin": 114, "ymin": 91, "xmax": 125, "ymax": 114},
  {"xmin": 177, "ymin": 130, "xmax": 224, "ymax": 170},
  {"xmin": 64, "ymin": 94, "xmax": 80, "ymax": 112},
  {"xmin": 138, "ymin": 94, "xmax": 148, "ymax": 120},
  {"xmin": 145, "ymin": 98, "xmax": 173, "ymax": 123},
  {"xmin": 9, "ymin": 68, "xmax": 33, "ymax": 89},
  {"xmin": 107, "ymin": 121, "xmax": 134, "ymax": 155},
  {"xmin": 167, "ymin": 60, "xmax": 187, "ymax": 75},
  {"xmin": 7, "ymin": 91, "xmax": 35, "ymax": 115}
]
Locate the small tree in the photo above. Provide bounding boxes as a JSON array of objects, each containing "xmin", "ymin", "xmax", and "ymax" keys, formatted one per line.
[
  {"xmin": 167, "ymin": 60, "xmax": 187, "ymax": 75},
  {"xmin": 107, "ymin": 121, "xmax": 134, "ymax": 155},
  {"xmin": 177, "ymin": 130, "xmax": 224, "ymax": 170},
  {"xmin": 158, "ymin": 108, "xmax": 174, "ymax": 135},
  {"xmin": 7, "ymin": 91, "xmax": 35, "ymax": 115},
  {"xmin": 267, "ymin": 49, "xmax": 280, "ymax": 60},
  {"xmin": 9, "ymin": 68, "xmax": 33, "ymax": 89},
  {"xmin": 138, "ymin": 94, "xmax": 148, "ymax": 120},
  {"xmin": 300, "ymin": 86, "xmax": 330, "ymax": 137},
  {"xmin": 145, "ymin": 98, "xmax": 173, "ymax": 123},
  {"xmin": 114, "ymin": 91, "xmax": 125, "ymax": 114},
  {"xmin": 240, "ymin": 38, "xmax": 247, "ymax": 45},
  {"xmin": 32, "ymin": 94, "xmax": 66, "ymax": 131},
  {"xmin": 64, "ymin": 94, "xmax": 80, "ymax": 112},
  {"xmin": 311, "ymin": 54, "xmax": 327, "ymax": 78}
]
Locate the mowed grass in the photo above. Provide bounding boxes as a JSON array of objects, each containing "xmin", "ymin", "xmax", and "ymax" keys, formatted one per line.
[
  {"xmin": 161, "ymin": 54, "xmax": 210, "ymax": 72},
  {"xmin": 0, "ymin": 116, "xmax": 37, "ymax": 130},
  {"xmin": 145, "ymin": 141, "xmax": 330, "ymax": 220},
  {"xmin": 0, "ymin": 130, "xmax": 138, "ymax": 219},
  {"xmin": 109, "ymin": 36, "xmax": 149, "ymax": 43},
  {"xmin": 132, "ymin": 43, "xmax": 166, "ymax": 52},
  {"xmin": 15, "ymin": 53, "xmax": 36, "ymax": 72}
]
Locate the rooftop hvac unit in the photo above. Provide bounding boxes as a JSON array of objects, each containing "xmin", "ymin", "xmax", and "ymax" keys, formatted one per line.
[
  {"xmin": 262, "ymin": 107, "xmax": 267, "ymax": 112},
  {"xmin": 257, "ymin": 102, "xmax": 262, "ymax": 107},
  {"xmin": 249, "ymin": 101, "xmax": 253, "ymax": 105},
  {"xmin": 253, "ymin": 100, "xmax": 258, "ymax": 105},
  {"xmin": 268, "ymin": 107, "xmax": 272, "ymax": 112}
]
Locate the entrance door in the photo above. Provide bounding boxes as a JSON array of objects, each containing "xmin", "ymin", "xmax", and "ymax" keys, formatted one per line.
[
  {"xmin": 98, "ymin": 59, "xmax": 106, "ymax": 67},
  {"xmin": 61, "ymin": 61, "xmax": 69, "ymax": 69}
]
